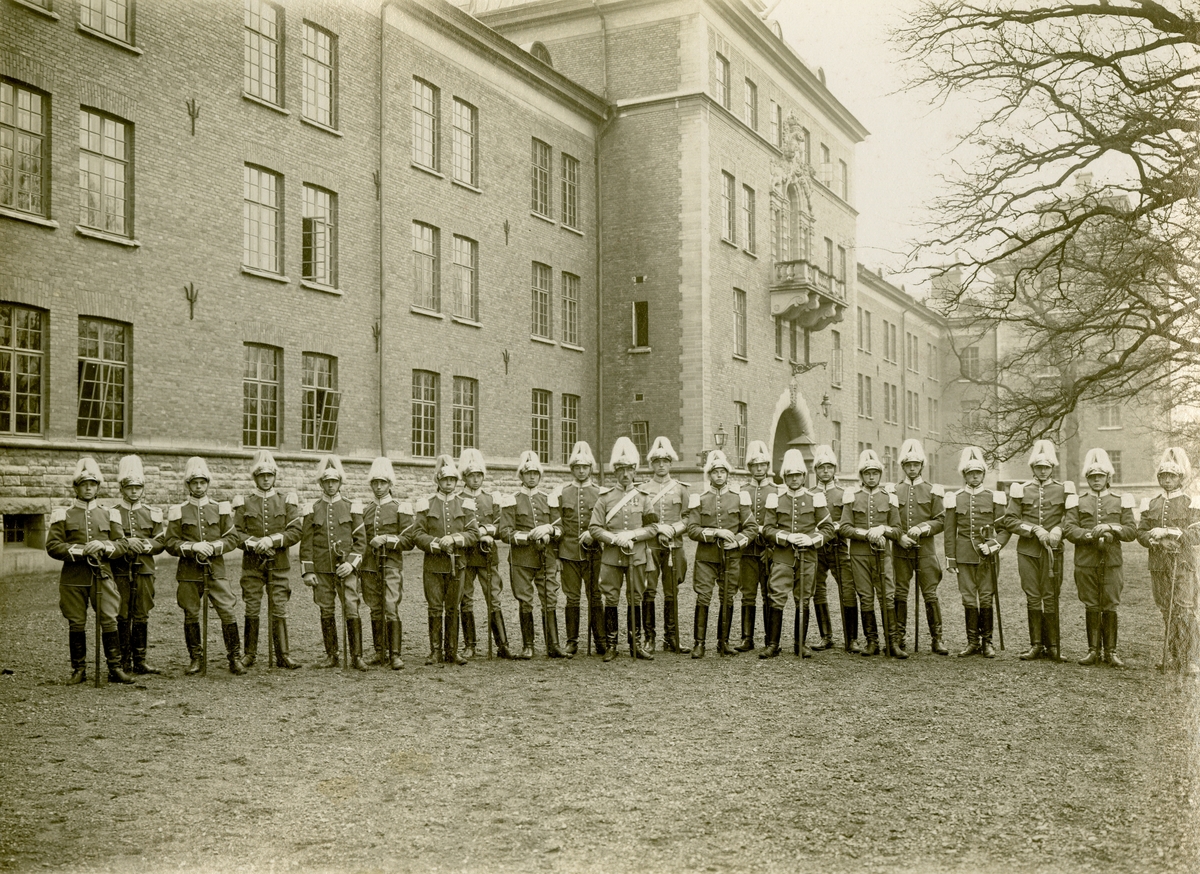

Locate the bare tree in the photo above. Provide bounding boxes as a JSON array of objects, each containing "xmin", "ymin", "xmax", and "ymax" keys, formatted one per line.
[{"xmin": 896, "ymin": 1, "xmax": 1200, "ymax": 460}]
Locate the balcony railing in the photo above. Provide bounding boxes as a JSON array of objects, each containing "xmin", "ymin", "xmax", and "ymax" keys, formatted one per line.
[{"xmin": 770, "ymin": 258, "xmax": 847, "ymax": 331}]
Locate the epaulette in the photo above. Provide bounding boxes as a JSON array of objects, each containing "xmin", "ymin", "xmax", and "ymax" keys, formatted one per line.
[
  {"xmin": 300, "ymin": 502, "xmax": 314, "ymax": 517},
  {"xmin": 489, "ymin": 491, "xmax": 502, "ymax": 505},
  {"xmin": 599, "ymin": 486, "xmax": 614, "ymax": 495},
  {"xmin": 688, "ymin": 493, "xmax": 701, "ymax": 509},
  {"xmin": 1008, "ymin": 482, "xmax": 1024, "ymax": 499},
  {"xmin": 942, "ymin": 492, "xmax": 957, "ymax": 512},
  {"xmin": 462, "ymin": 497, "xmax": 476, "ymax": 511},
  {"xmin": 931, "ymin": 483, "xmax": 945, "ymax": 497},
  {"xmin": 883, "ymin": 482, "xmax": 895, "ymax": 494},
  {"xmin": 765, "ymin": 492, "xmax": 779, "ymax": 509},
  {"xmin": 1140, "ymin": 498, "xmax": 1150, "ymax": 513},
  {"xmin": 842, "ymin": 487, "xmax": 856, "ymax": 503},
  {"xmin": 499, "ymin": 494, "xmax": 516, "ymax": 508},
  {"xmin": 398, "ymin": 501, "xmax": 414, "ymax": 516},
  {"xmin": 1120, "ymin": 493, "xmax": 1135, "ymax": 509},
  {"xmin": 813, "ymin": 492, "xmax": 827, "ymax": 508},
  {"xmin": 1065, "ymin": 494, "xmax": 1079, "ymax": 509},
  {"xmin": 168, "ymin": 504, "xmax": 183, "ymax": 521},
  {"xmin": 414, "ymin": 497, "xmax": 429, "ymax": 513},
  {"xmin": 351, "ymin": 501, "xmax": 364, "ymax": 514},
  {"xmin": 889, "ymin": 493, "xmax": 900, "ymax": 507},
  {"xmin": 739, "ymin": 492, "xmax": 750, "ymax": 506},
  {"xmin": 286, "ymin": 491, "xmax": 299, "ymax": 505},
  {"xmin": 49, "ymin": 507, "xmax": 67, "ymax": 524},
  {"xmin": 548, "ymin": 491, "xmax": 560, "ymax": 508},
  {"xmin": 1064, "ymin": 481, "xmax": 1076, "ymax": 493},
  {"xmin": 231, "ymin": 494, "xmax": 246, "ymax": 508},
  {"xmin": 1191, "ymin": 496, "xmax": 1200, "ymax": 510},
  {"xmin": 150, "ymin": 508, "xmax": 163, "ymax": 523},
  {"xmin": 992, "ymin": 491, "xmax": 1006, "ymax": 505},
  {"xmin": 108, "ymin": 507, "xmax": 123, "ymax": 524},
  {"xmin": 218, "ymin": 501, "xmax": 232, "ymax": 515}
]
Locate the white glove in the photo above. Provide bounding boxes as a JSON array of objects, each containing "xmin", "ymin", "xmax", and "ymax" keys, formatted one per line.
[
  {"xmin": 302, "ymin": 573, "xmax": 317, "ymax": 588},
  {"xmin": 906, "ymin": 526, "xmax": 924, "ymax": 541},
  {"xmin": 790, "ymin": 533, "xmax": 813, "ymax": 549},
  {"xmin": 438, "ymin": 535, "xmax": 456, "ymax": 552},
  {"xmin": 867, "ymin": 526, "xmax": 887, "ymax": 541},
  {"xmin": 255, "ymin": 538, "xmax": 276, "ymax": 555},
  {"xmin": 370, "ymin": 534, "xmax": 389, "ymax": 549},
  {"xmin": 580, "ymin": 531, "xmax": 595, "ymax": 548},
  {"xmin": 191, "ymin": 541, "xmax": 214, "ymax": 559},
  {"xmin": 335, "ymin": 561, "xmax": 354, "ymax": 579},
  {"xmin": 898, "ymin": 534, "xmax": 917, "ymax": 550},
  {"xmin": 614, "ymin": 534, "xmax": 634, "ymax": 552},
  {"xmin": 1148, "ymin": 527, "xmax": 1168, "ymax": 541}
]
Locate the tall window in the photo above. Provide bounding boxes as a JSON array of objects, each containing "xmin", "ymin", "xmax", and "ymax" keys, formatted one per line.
[
  {"xmin": 77, "ymin": 318, "xmax": 127, "ymax": 440},
  {"xmin": 412, "ymin": 221, "xmax": 439, "ymax": 311},
  {"xmin": 0, "ymin": 303, "xmax": 44, "ymax": 435},
  {"xmin": 302, "ymin": 23, "xmax": 336, "ymax": 128},
  {"xmin": 800, "ymin": 127, "xmax": 811, "ymax": 165},
  {"xmin": 1, "ymin": 81, "xmax": 47, "ymax": 216},
  {"xmin": 741, "ymin": 185, "xmax": 756, "ymax": 253},
  {"xmin": 1109, "ymin": 450, "xmax": 1122, "ymax": 483},
  {"xmin": 721, "ymin": 172, "xmax": 736, "ymax": 242},
  {"xmin": 908, "ymin": 390, "xmax": 920, "ymax": 430},
  {"xmin": 770, "ymin": 100, "xmax": 782, "ymax": 147},
  {"xmin": 838, "ymin": 159, "xmax": 849, "ymax": 200},
  {"xmin": 631, "ymin": 421, "xmax": 650, "ymax": 459},
  {"xmin": 531, "ymin": 389, "xmax": 551, "ymax": 461},
  {"xmin": 929, "ymin": 343, "xmax": 940, "ymax": 379},
  {"xmin": 743, "ymin": 79, "xmax": 757, "ymax": 128},
  {"xmin": 411, "ymin": 370, "xmax": 438, "ymax": 457},
  {"xmin": 789, "ymin": 319, "xmax": 799, "ymax": 363},
  {"xmin": 832, "ymin": 421, "xmax": 842, "ymax": 467},
  {"xmin": 857, "ymin": 307, "xmax": 872, "ymax": 352},
  {"xmin": 883, "ymin": 446, "xmax": 895, "ymax": 482},
  {"xmin": 561, "ymin": 272, "xmax": 580, "ymax": 346},
  {"xmin": 561, "ymin": 394, "xmax": 579, "ymax": 464},
  {"xmin": 907, "ymin": 333, "xmax": 920, "ymax": 373},
  {"xmin": 301, "ymin": 353, "xmax": 339, "ymax": 451},
  {"xmin": 452, "ymin": 235, "xmax": 477, "ymax": 321},
  {"xmin": 412, "ymin": 78, "xmax": 439, "ymax": 170},
  {"xmin": 244, "ymin": 0, "xmax": 280, "ymax": 105},
  {"xmin": 302, "ymin": 184, "xmax": 336, "ymax": 286},
  {"xmin": 561, "ymin": 153, "xmax": 579, "ymax": 229},
  {"xmin": 632, "ymin": 301, "xmax": 649, "ymax": 348},
  {"xmin": 81, "ymin": 0, "xmax": 131, "ymax": 42},
  {"xmin": 531, "ymin": 262, "xmax": 552, "ymax": 338},
  {"xmin": 830, "ymin": 330, "xmax": 843, "ymax": 386},
  {"xmin": 531, "ymin": 138, "xmax": 551, "ymax": 217},
  {"xmin": 451, "ymin": 98, "xmax": 476, "ymax": 186},
  {"xmin": 78, "ymin": 109, "xmax": 129, "ymax": 236},
  {"xmin": 715, "ymin": 53, "xmax": 730, "ymax": 108},
  {"xmin": 774, "ymin": 317, "xmax": 783, "ymax": 359},
  {"xmin": 733, "ymin": 288, "xmax": 747, "ymax": 358},
  {"xmin": 820, "ymin": 143, "xmax": 831, "ymax": 185},
  {"xmin": 929, "ymin": 396, "xmax": 939, "ymax": 434},
  {"xmin": 857, "ymin": 373, "xmax": 872, "ymax": 419},
  {"xmin": 1098, "ymin": 403, "xmax": 1122, "ymax": 428},
  {"xmin": 452, "ymin": 376, "xmax": 476, "ymax": 457},
  {"xmin": 243, "ymin": 165, "xmax": 281, "ymax": 273},
  {"xmin": 889, "ymin": 384, "xmax": 899, "ymax": 424},
  {"xmin": 734, "ymin": 402, "xmax": 748, "ymax": 468},
  {"xmin": 242, "ymin": 344, "xmax": 280, "ymax": 448},
  {"xmin": 882, "ymin": 320, "xmax": 898, "ymax": 363},
  {"xmin": 961, "ymin": 346, "xmax": 981, "ymax": 379}
]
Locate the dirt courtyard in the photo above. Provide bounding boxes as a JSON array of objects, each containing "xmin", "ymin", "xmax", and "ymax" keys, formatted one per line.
[{"xmin": 1, "ymin": 547, "xmax": 1197, "ymax": 873}]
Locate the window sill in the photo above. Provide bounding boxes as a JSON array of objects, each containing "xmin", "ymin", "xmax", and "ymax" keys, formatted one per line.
[
  {"xmin": 451, "ymin": 180, "xmax": 481, "ymax": 194},
  {"xmin": 830, "ymin": 382, "xmax": 842, "ymax": 390},
  {"xmin": 733, "ymin": 353, "xmax": 748, "ymax": 362},
  {"xmin": 300, "ymin": 117, "xmax": 342, "ymax": 137},
  {"xmin": 75, "ymin": 225, "xmax": 140, "ymax": 247},
  {"xmin": 451, "ymin": 315, "xmax": 481, "ymax": 328},
  {"xmin": 743, "ymin": 249, "xmax": 758, "ymax": 259},
  {"xmin": 531, "ymin": 211, "xmax": 556, "ymax": 226},
  {"xmin": 531, "ymin": 335, "xmax": 555, "ymax": 346},
  {"xmin": 411, "ymin": 306, "xmax": 444, "ymax": 319},
  {"xmin": 0, "ymin": 207, "xmax": 59, "ymax": 229},
  {"xmin": 11, "ymin": 0, "xmax": 60, "ymax": 19},
  {"xmin": 411, "ymin": 163, "xmax": 444, "ymax": 180},
  {"xmin": 720, "ymin": 237, "xmax": 738, "ymax": 249},
  {"xmin": 1096, "ymin": 426, "xmax": 1123, "ymax": 431},
  {"xmin": 77, "ymin": 23, "xmax": 143, "ymax": 54},
  {"xmin": 300, "ymin": 279, "xmax": 341, "ymax": 295},
  {"xmin": 627, "ymin": 346, "xmax": 652, "ymax": 354},
  {"xmin": 560, "ymin": 342, "xmax": 584, "ymax": 353},
  {"xmin": 561, "ymin": 225, "xmax": 583, "ymax": 237},
  {"xmin": 243, "ymin": 92, "xmax": 289, "ymax": 115},
  {"xmin": 242, "ymin": 266, "xmax": 290, "ymax": 284}
]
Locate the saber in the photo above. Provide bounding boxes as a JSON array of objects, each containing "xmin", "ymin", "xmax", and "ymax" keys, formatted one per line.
[
  {"xmin": 332, "ymin": 543, "xmax": 349, "ymax": 672},
  {"xmin": 86, "ymin": 555, "xmax": 103, "ymax": 688},
  {"xmin": 981, "ymin": 525, "xmax": 1003, "ymax": 651},
  {"xmin": 262, "ymin": 547, "xmax": 276, "ymax": 669},
  {"xmin": 196, "ymin": 554, "xmax": 212, "ymax": 678},
  {"xmin": 1163, "ymin": 549, "xmax": 1179, "ymax": 672}
]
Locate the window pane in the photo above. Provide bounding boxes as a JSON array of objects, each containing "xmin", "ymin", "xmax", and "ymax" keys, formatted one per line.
[
  {"xmin": 1, "ymin": 82, "xmax": 46, "ymax": 216},
  {"xmin": 561, "ymin": 272, "xmax": 579, "ymax": 346},
  {"xmin": 302, "ymin": 23, "xmax": 336, "ymax": 128},
  {"xmin": 0, "ymin": 304, "xmax": 44, "ymax": 435},
  {"xmin": 452, "ymin": 376, "xmax": 476, "ymax": 458},
  {"xmin": 452, "ymin": 235, "xmax": 477, "ymax": 320},
  {"xmin": 77, "ymin": 318, "xmax": 127, "ymax": 439},
  {"xmin": 531, "ymin": 262, "xmax": 551, "ymax": 338},
  {"xmin": 303, "ymin": 185, "xmax": 336, "ymax": 286},
  {"xmin": 412, "ymin": 222, "xmax": 440, "ymax": 311},
  {"xmin": 412, "ymin": 79, "xmax": 439, "ymax": 170},
  {"xmin": 244, "ymin": 165, "xmax": 280, "ymax": 272},
  {"xmin": 412, "ymin": 370, "xmax": 437, "ymax": 457},
  {"xmin": 301, "ymin": 353, "xmax": 337, "ymax": 451},
  {"xmin": 560, "ymin": 394, "xmax": 578, "ymax": 464},
  {"xmin": 451, "ymin": 99, "xmax": 476, "ymax": 186},
  {"xmin": 82, "ymin": 0, "xmax": 129, "ymax": 42},
  {"xmin": 531, "ymin": 139, "xmax": 551, "ymax": 216},
  {"xmin": 560, "ymin": 153, "xmax": 578, "ymax": 228},
  {"xmin": 244, "ymin": 0, "xmax": 280, "ymax": 104},
  {"xmin": 531, "ymin": 389, "xmax": 550, "ymax": 461},
  {"xmin": 243, "ymin": 344, "xmax": 279, "ymax": 447}
]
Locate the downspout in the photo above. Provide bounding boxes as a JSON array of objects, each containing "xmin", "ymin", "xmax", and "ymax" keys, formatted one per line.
[
  {"xmin": 593, "ymin": 0, "xmax": 609, "ymax": 483},
  {"xmin": 378, "ymin": 1, "xmax": 399, "ymax": 456}
]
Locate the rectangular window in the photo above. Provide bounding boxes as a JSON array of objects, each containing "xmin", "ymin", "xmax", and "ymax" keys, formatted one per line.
[
  {"xmin": 774, "ymin": 317, "xmax": 783, "ymax": 359},
  {"xmin": 832, "ymin": 421, "xmax": 842, "ymax": 467},
  {"xmin": 561, "ymin": 153, "xmax": 579, "ymax": 229},
  {"xmin": 770, "ymin": 100, "xmax": 781, "ymax": 147},
  {"xmin": 412, "ymin": 221, "xmax": 439, "ymax": 311},
  {"xmin": 561, "ymin": 272, "xmax": 579, "ymax": 346},
  {"xmin": 857, "ymin": 373, "xmax": 872, "ymax": 419},
  {"xmin": 883, "ymin": 382, "xmax": 893, "ymax": 423},
  {"xmin": 451, "ymin": 98, "xmax": 476, "ymax": 186},
  {"xmin": 451, "ymin": 235, "xmax": 477, "ymax": 321},
  {"xmin": 929, "ymin": 343, "xmax": 940, "ymax": 380},
  {"xmin": 301, "ymin": 353, "xmax": 339, "ymax": 451},
  {"xmin": 242, "ymin": 344, "xmax": 280, "ymax": 448},
  {"xmin": 824, "ymin": 237, "xmax": 834, "ymax": 278},
  {"xmin": 741, "ymin": 185, "xmax": 756, "ymax": 253},
  {"xmin": 743, "ymin": 79, "xmax": 757, "ymax": 128},
  {"xmin": 632, "ymin": 301, "xmax": 649, "ymax": 348},
  {"xmin": 857, "ymin": 307, "xmax": 872, "ymax": 353},
  {"xmin": 890, "ymin": 384, "xmax": 899, "ymax": 424},
  {"xmin": 302, "ymin": 184, "xmax": 336, "ymax": 286},
  {"xmin": 734, "ymin": 288, "xmax": 747, "ymax": 358},
  {"xmin": 412, "ymin": 78, "xmax": 439, "ymax": 171},
  {"xmin": 800, "ymin": 127, "xmax": 811, "ymax": 165},
  {"xmin": 838, "ymin": 159, "xmax": 848, "ymax": 200},
  {"xmin": 715, "ymin": 53, "xmax": 730, "ymax": 108},
  {"xmin": 631, "ymin": 421, "xmax": 650, "ymax": 459},
  {"xmin": 906, "ymin": 333, "xmax": 919, "ymax": 373},
  {"xmin": 789, "ymin": 319, "xmax": 799, "ymax": 364},
  {"xmin": 411, "ymin": 370, "xmax": 438, "ymax": 457},
  {"xmin": 961, "ymin": 346, "xmax": 981, "ymax": 380},
  {"xmin": 1098, "ymin": 403, "xmax": 1122, "ymax": 429},
  {"xmin": 561, "ymin": 394, "xmax": 579, "ymax": 464},
  {"xmin": 721, "ymin": 172, "xmax": 736, "ymax": 242},
  {"xmin": 1, "ymin": 81, "xmax": 47, "ymax": 216},
  {"xmin": 929, "ymin": 396, "xmax": 939, "ymax": 434},
  {"xmin": 531, "ymin": 389, "xmax": 551, "ymax": 461},
  {"xmin": 820, "ymin": 143, "xmax": 831, "ymax": 186},
  {"xmin": 244, "ymin": 0, "xmax": 280, "ymax": 105},
  {"xmin": 1109, "ymin": 450, "xmax": 1122, "ymax": 483},
  {"xmin": 882, "ymin": 320, "xmax": 897, "ymax": 363},
  {"xmin": 243, "ymin": 165, "xmax": 281, "ymax": 273},
  {"xmin": 81, "ymin": 0, "xmax": 130, "ymax": 42},
  {"xmin": 302, "ymin": 23, "xmax": 336, "ymax": 128},
  {"xmin": 452, "ymin": 376, "xmax": 476, "ymax": 458},
  {"xmin": 0, "ymin": 303, "xmax": 44, "ymax": 435},
  {"xmin": 78, "ymin": 109, "xmax": 129, "ymax": 236},
  {"xmin": 883, "ymin": 446, "xmax": 894, "ymax": 482},
  {"xmin": 908, "ymin": 390, "xmax": 920, "ymax": 430},
  {"xmin": 77, "ymin": 318, "xmax": 127, "ymax": 440},
  {"xmin": 734, "ymin": 402, "xmax": 748, "ymax": 468},
  {"xmin": 830, "ymin": 330, "xmax": 843, "ymax": 386},
  {"xmin": 531, "ymin": 138, "xmax": 551, "ymax": 217},
  {"xmin": 837, "ymin": 246, "xmax": 847, "ymax": 283},
  {"xmin": 531, "ymin": 262, "xmax": 552, "ymax": 339}
]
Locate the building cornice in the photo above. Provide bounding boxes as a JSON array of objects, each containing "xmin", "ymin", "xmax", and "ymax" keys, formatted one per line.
[{"xmin": 857, "ymin": 264, "xmax": 948, "ymax": 327}]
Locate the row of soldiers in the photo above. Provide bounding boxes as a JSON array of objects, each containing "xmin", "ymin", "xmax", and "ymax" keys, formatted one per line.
[{"xmin": 46, "ymin": 433, "xmax": 1199, "ymax": 684}]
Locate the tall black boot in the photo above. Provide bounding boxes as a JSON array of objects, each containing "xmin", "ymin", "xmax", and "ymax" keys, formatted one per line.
[
  {"xmin": 1019, "ymin": 609, "xmax": 1044, "ymax": 660},
  {"xmin": 759, "ymin": 607, "xmax": 782, "ymax": 659},
  {"xmin": 813, "ymin": 602, "xmax": 834, "ymax": 650},
  {"xmin": 735, "ymin": 604, "xmax": 756, "ymax": 652},
  {"xmin": 274, "ymin": 618, "xmax": 302, "ymax": 669},
  {"xmin": 793, "ymin": 605, "xmax": 803, "ymax": 656},
  {"xmin": 603, "ymin": 606, "xmax": 620, "ymax": 662},
  {"xmin": 1079, "ymin": 610, "xmax": 1102, "ymax": 665},
  {"xmin": 691, "ymin": 605, "xmax": 709, "ymax": 659},
  {"xmin": 516, "ymin": 610, "xmax": 535, "ymax": 660},
  {"xmin": 318, "ymin": 615, "xmax": 340, "ymax": 668},
  {"xmin": 798, "ymin": 604, "xmax": 814, "ymax": 657},
  {"xmin": 632, "ymin": 606, "xmax": 653, "ymax": 660},
  {"xmin": 843, "ymin": 605, "xmax": 862, "ymax": 653},
  {"xmin": 564, "ymin": 604, "xmax": 580, "ymax": 657},
  {"xmin": 642, "ymin": 596, "xmax": 657, "ymax": 653},
  {"xmin": 68, "ymin": 631, "xmax": 87, "ymax": 685},
  {"xmin": 386, "ymin": 619, "xmax": 404, "ymax": 670},
  {"xmin": 184, "ymin": 622, "xmax": 203, "ymax": 675},
  {"xmin": 221, "ymin": 622, "xmax": 246, "ymax": 675},
  {"xmin": 348, "ymin": 617, "xmax": 369, "ymax": 670},
  {"xmin": 979, "ymin": 608, "xmax": 996, "ymax": 659},
  {"xmin": 103, "ymin": 630, "xmax": 135, "ymax": 684},
  {"xmin": 1043, "ymin": 611, "xmax": 1062, "ymax": 662},
  {"xmin": 958, "ymin": 607, "xmax": 980, "ymax": 657},
  {"xmin": 130, "ymin": 622, "xmax": 161, "ymax": 674},
  {"xmin": 1103, "ymin": 611, "xmax": 1125, "ymax": 668},
  {"xmin": 544, "ymin": 610, "xmax": 566, "ymax": 658},
  {"xmin": 861, "ymin": 609, "xmax": 880, "ymax": 656},
  {"xmin": 425, "ymin": 613, "xmax": 443, "ymax": 666},
  {"xmin": 462, "ymin": 611, "xmax": 478, "ymax": 659},
  {"xmin": 444, "ymin": 612, "xmax": 467, "ymax": 666},
  {"xmin": 894, "ymin": 599, "xmax": 909, "ymax": 653},
  {"xmin": 117, "ymin": 617, "xmax": 132, "ymax": 673},
  {"xmin": 243, "ymin": 615, "xmax": 260, "ymax": 668},
  {"xmin": 591, "ymin": 602, "xmax": 608, "ymax": 655},
  {"xmin": 367, "ymin": 618, "xmax": 386, "ymax": 666},
  {"xmin": 663, "ymin": 598, "xmax": 679, "ymax": 653},
  {"xmin": 490, "ymin": 610, "xmax": 511, "ymax": 659},
  {"xmin": 885, "ymin": 604, "xmax": 908, "ymax": 659},
  {"xmin": 718, "ymin": 603, "xmax": 735, "ymax": 655},
  {"xmin": 927, "ymin": 601, "xmax": 949, "ymax": 655}
]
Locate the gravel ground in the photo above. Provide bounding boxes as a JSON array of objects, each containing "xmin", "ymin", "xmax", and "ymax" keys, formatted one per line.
[{"xmin": 1, "ymin": 545, "xmax": 1197, "ymax": 873}]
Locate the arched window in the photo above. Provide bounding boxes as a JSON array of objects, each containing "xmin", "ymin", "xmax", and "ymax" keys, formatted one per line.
[{"xmin": 531, "ymin": 42, "xmax": 552, "ymax": 66}]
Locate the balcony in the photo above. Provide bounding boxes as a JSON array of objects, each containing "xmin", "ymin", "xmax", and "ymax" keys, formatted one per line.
[{"xmin": 770, "ymin": 259, "xmax": 847, "ymax": 331}]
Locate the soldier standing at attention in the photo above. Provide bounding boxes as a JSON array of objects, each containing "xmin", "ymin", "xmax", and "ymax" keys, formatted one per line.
[
  {"xmin": 361, "ymin": 456, "xmax": 413, "ymax": 670},
  {"xmin": 550, "ymin": 442, "xmax": 603, "ymax": 657},
  {"xmin": 1064, "ymin": 448, "xmax": 1137, "ymax": 667},
  {"xmin": 1001, "ymin": 440, "xmax": 1071, "ymax": 662},
  {"xmin": 640, "ymin": 436, "xmax": 690, "ymax": 654},
  {"xmin": 414, "ymin": 456, "xmax": 479, "ymax": 666},
  {"xmin": 165, "ymin": 457, "xmax": 244, "ymax": 675},
  {"xmin": 685, "ymin": 449, "xmax": 756, "ymax": 657},
  {"xmin": 232, "ymin": 450, "xmax": 302, "ymax": 670},
  {"xmin": 46, "ymin": 457, "xmax": 132, "ymax": 685},
  {"xmin": 760, "ymin": 449, "xmax": 836, "ymax": 658},
  {"xmin": 892, "ymin": 439, "xmax": 948, "ymax": 655},
  {"xmin": 111, "ymin": 454, "xmax": 165, "ymax": 675},
  {"xmin": 458, "ymin": 448, "xmax": 509, "ymax": 659},
  {"xmin": 1137, "ymin": 448, "xmax": 1200, "ymax": 673},
  {"xmin": 588, "ymin": 437, "xmax": 660, "ymax": 662},
  {"xmin": 811, "ymin": 445, "xmax": 860, "ymax": 653},
  {"xmin": 499, "ymin": 451, "xmax": 564, "ymax": 659},
  {"xmin": 299, "ymin": 455, "xmax": 368, "ymax": 671},
  {"xmin": 736, "ymin": 440, "xmax": 775, "ymax": 653}
]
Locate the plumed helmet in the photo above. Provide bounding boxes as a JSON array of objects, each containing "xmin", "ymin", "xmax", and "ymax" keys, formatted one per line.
[
  {"xmin": 745, "ymin": 440, "xmax": 772, "ymax": 470},
  {"xmin": 609, "ymin": 437, "xmax": 640, "ymax": 470},
  {"xmin": 183, "ymin": 456, "xmax": 212, "ymax": 484},
  {"xmin": 368, "ymin": 456, "xmax": 396, "ymax": 485},
  {"xmin": 1028, "ymin": 440, "xmax": 1058, "ymax": 469},
  {"xmin": 567, "ymin": 441, "xmax": 595, "ymax": 469},
  {"xmin": 898, "ymin": 439, "xmax": 926, "ymax": 465},
  {"xmin": 73, "ymin": 456, "xmax": 104, "ymax": 486},
  {"xmin": 117, "ymin": 454, "xmax": 144, "ymax": 486},
  {"xmin": 317, "ymin": 455, "xmax": 344, "ymax": 482},
  {"xmin": 647, "ymin": 436, "xmax": 679, "ymax": 463},
  {"xmin": 1157, "ymin": 447, "xmax": 1192, "ymax": 481},
  {"xmin": 250, "ymin": 449, "xmax": 278, "ymax": 477},
  {"xmin": 857, "ymin": 449, "xmax": 883, "ymax": 474},
  {"xmin": 458, "ymin": 448, "xmax": 486, "ymax": 477},
  {"xmin": 704, "ymin": 449, "xmax": 732, "ymax": 475},
  {"xmin": 779, "ymin": 448, "xmax": 807, "ymax": 477},
  {"xmin": 1082, "ymin": 448, "xmax": 1115, "ymax": 479},
  {"xmin": 433, "ymin": 455, "xmax": 459, "ymax": 483},
  {"xmin": 811, "ymin": 445, "xmax": 838, "ymax": 469},
  {"xmin": 958, "ymin": 446, "xmax": 987, "ymax": 475},
  {"xmin": 517, "ymin": 450, "xmax": 544, "ymax": 475}
]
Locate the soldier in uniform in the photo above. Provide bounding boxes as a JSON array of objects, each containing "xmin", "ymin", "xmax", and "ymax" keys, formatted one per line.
[
  {"xmin": 165, "ymin": 457, "xmax": 244, "ymax": 675},
  {"xmin": 1064, "ymin": 448, "xmax": 1137, "ymax": 667},
  {"xmin": 640, "ymin": 436, "xmax": 690, "ymax": 653},
  {"xmin": 811, "ymin": 444, "xmax": 861, "ymax": 653},
  {"xmin": 458, "ymin": 448, "xmax": 509, "ymax": 659},
  {"xmin": 760, "ymin": 449, "xmax": 836, "ymax": 658},
  {"xmin": 549, "ymin": 441, "xmax": 603, "ymax": 656},
  {"xmin": 892, "ymin": 439, "xmax": 948, "ymax": 655},
  {"xmin": 232, "ymin": 450, "xmax": 302, "ymax": 670},
  {"xmin": 110, "ymin": 454, "xmax": 165, "ymax": 675},
  {"xmin": 944, "ymin": 447, "xmax": 1010, "ymax": 659},
  {"xmin": 1001, "ymin": 440, "xmax": 1071, "ymax": 662},
  {"xmin": 499, "ymin": 451, "xmax": 564, "ymax": 659},
  {"xmin": 840, "ymin": 450, "xmax": 905, "ymax": 658},
  {"xmin": 361, "ymin": 456, "xmax": 413, "ymax": 670},
  {"xmin": 736, "ymin": 440, "xmax": 775, "ymax": 653},
  {"xmin": 588, "ymin": 437, "xmax": 660, "ymax": 662},
  {"xmin": 414, "ymin": 456, "xmax": 479, "ymax": 666},
  {"xmin": 46, "ymin": 457, "xmax": 132, "ymax": 685},
  {"xmin": 299, "ymin": 455, "xmax": 368, "ymax": 671},
  {"xmin": 685, "ymin": 449, "xmax": 756, "ymax": 657},
  {"xmin": 1138, "ymin": 448, "xmax": 1200, "ymax": 673}
]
